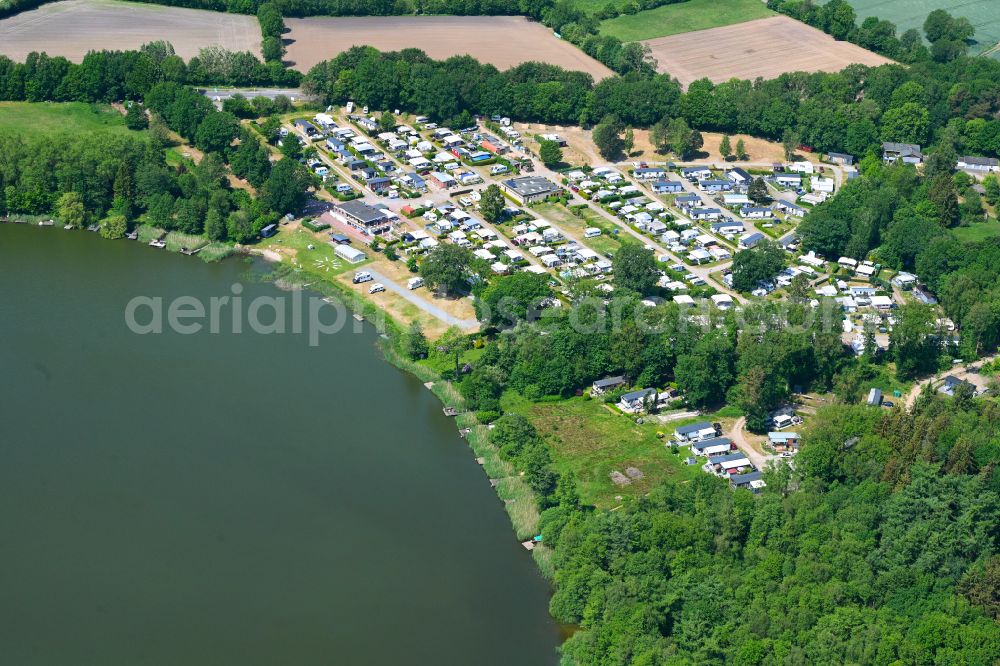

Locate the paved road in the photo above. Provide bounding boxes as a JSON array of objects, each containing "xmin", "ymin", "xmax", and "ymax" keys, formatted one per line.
[{"xmin": 368, "ymin": 269, "xmax": 479, "ymax": 331}]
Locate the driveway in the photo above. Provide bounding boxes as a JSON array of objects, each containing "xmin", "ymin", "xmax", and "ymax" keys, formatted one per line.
[
  {"xmin": 728, "ymin": 416, "xmax": 775, "ymax": 470},
  {"xmin": 367, "ymin": 269, "xmax": 479, "ymax": 331},
  {"xmin": 904, "ymin": 354, "xmax": 998, "ymax": 410}
]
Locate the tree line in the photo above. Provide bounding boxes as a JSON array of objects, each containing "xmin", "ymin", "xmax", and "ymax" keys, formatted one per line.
[
  {"xmin": 257, "ymin": 2, "xmax": 287, "ymax": 64},
  {"xmin": 769, "ymin": 0, "xmax": 977, "ymax": 64},
  {"xmin": 0, "ymin": 42, "xmax": 300, "ymax": 104},
  {"xmin": 122, "ymin": 0, "xmax": 548, "ymax": 18},
  {"xmin": 302, "ymin": 20, "xmax": 1000, "ymax": 158}
]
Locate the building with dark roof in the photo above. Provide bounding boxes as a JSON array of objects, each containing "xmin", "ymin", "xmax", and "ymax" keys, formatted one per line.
[
  {"xmin": 501, "ymin": 176, "xmax": 561, "ymax": 204},
  {"xmin": 333, "ymin": 201, "xmax": 391, "ymax": 235}
]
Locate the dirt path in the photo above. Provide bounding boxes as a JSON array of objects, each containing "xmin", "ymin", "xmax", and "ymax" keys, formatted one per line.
[
  {"xmin": 367, "ymin": 269, "xmax": 478, "ymax": 331},
  {"xmin": 728, "ymin": 416, "xmax": 774, "ymax": 470},
  {"xmin": 904, "ymin": 354, "xmax": 998, "ymax": 410}
]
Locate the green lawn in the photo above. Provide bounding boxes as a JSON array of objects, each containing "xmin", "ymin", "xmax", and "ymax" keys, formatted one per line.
[
  {"xmin": 0, "ymin": 102, "xmax": 132, "ymax": 134},
  {"xmin": 600, "ymin": 0, "xmax": 776, "ymax": 41},
  {"xmin": 535, "ymin": 203, "xmax": 623, "ymax": 256},
  {"xmin": 503, "ymin": 393, "xmax": 703, "ymax": 508},
  {"xmin": 259, "ymin": 226, "xmax": 363, "ymax": 279},
  {"xmin": 952, "ymin": 218, "xmax": 1000, "ymax": 242}
]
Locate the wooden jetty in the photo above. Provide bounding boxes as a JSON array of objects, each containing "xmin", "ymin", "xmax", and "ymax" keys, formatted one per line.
[
  {"xmin": 442, "ymin": 406, "xmax": 458, "ymax": 417},
  {"xmin": 180, "ymin": 247, "xmax": 201, "ymax": 256}
]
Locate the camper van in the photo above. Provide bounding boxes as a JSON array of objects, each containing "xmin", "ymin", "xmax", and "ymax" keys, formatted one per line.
[
  {"xmin": 345, "ymin": 102, "xmax": 354, "ymax": 113},
  {"xmin": 490, "ymin": 164, "xmax": 509, "ymax": 175},
  {"xmin": 407, "ymin": 277, "xmax": 424, "ymax": 290},
  {"xmin": 352, "ymin": 271, "xmax": 373, "ymax": 284},
  {"xmin": 584, "ymin": 227, "xmax": 602, "ymax": 238},
  {"xmin": 368, "ymin": 283, "xmax": 385, "ymax": 294},
  {"xmin": 771, "ymin": 414, "xmax": 800, "ymax": 430}
]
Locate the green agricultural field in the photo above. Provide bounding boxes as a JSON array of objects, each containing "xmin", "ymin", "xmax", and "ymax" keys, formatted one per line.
[
  {"xmin": 820, "ymin": 0, "xmax": 1000, "ymax": 57},
  {"xmin": 0, "ymin": 101, "xmax": 132, "ymax": 134},
  {"xmin": 600, "ymin": 0, "xmax": 776, "ymax": 42}
]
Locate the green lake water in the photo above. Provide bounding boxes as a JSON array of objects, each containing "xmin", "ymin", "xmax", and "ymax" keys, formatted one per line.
[{"xmin": 0, "ymin": 223, "xmax": 559, "ymax": 665}]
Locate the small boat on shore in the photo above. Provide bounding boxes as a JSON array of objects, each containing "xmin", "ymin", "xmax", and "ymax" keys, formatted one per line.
[
  {"xmin": 63, "ymin": 224, "xmax": 74, "ymax": 230},
  {"xmin": 86, "ymin": 224, "xmax": 100, "ymax": 232},
  {"xmin": 126, "ymin": 229, "xmax": 138, "ymax": 240},
  {"xmin": 148, "ymin": 239, "xmax": 166, "ymax": 249},
  {"xmin": 38, "ymin": 219, "xmax": 54, "ymax": 227},
  {"xmin": 352, "ymin": 313, "xmax": 364, "ymax": 322}
]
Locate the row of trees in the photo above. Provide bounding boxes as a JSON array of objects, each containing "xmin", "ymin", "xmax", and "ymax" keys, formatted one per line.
[
  {"xmin": 769, "ymin": 0, "xmax": 973, "ymax": 64},
  {"xmin": 257, "ymin": 2, "xmax": 286, "ymax": 63},
  {"xmin": 303, "ymin": 26, "xmax": 1000, "ymax": 158},
  {"xmin": 124, "ymin": 0, "xmax": 549, "ymax": 17},
  {"xmin": 0, "ymin": 42, "xmax": 299, "ymax": 107}
]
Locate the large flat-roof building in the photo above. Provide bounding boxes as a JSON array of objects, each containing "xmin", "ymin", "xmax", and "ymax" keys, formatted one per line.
[
  {"xmin": 332, "ymin": 201, "xmax": 391, "ymax": 235},
  {"xmin": 501, "ymin": 176, "xmax": 561, "ymax": 204}
]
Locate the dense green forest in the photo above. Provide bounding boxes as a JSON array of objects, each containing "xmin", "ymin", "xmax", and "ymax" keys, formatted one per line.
[
  {"xmin": 438, "ymin": 293, "xmax": 1000, "ymax": 663},
  {"xmin": 0, "ymin": 43, "xmax": 312, "ymax": 240},
  {"xmin": 545, "ymin": 399, "xmax": 1000, "ymax": 664},
  {"xmin": 0, "ymin": 122, "xmax": 300, "ymax": 241}
]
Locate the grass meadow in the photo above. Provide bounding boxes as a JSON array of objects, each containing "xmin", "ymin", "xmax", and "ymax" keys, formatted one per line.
[{"xmin": 599, "ymin": 0, "xmax": 775, "ymax": 42}]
